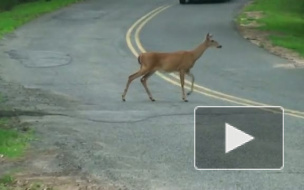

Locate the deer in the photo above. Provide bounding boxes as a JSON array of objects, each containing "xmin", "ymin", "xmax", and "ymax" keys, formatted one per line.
[{"xmin": 122, "ymin": 33, "xmax": 222, "ymax": 102}]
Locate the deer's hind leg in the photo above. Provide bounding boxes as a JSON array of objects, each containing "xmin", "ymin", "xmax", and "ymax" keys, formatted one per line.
[
  {"xmin": 140, "ymin": 71, "xmax": 156, "ymax": 101},
  {"xmin": 122, "ymin": 69, "xmax": 148, "ymax": 101}
]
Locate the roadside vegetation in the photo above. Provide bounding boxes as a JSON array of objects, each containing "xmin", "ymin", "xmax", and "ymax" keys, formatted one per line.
[
  {"xmin": 0, "ymin": 174, "xmax": 15, "ymax": 190},
  {"xmin": 0, "ymin": 174, "xmax": 54, "ymax": 190},
  {"xmin": 238, "ymin": 0, "xmax": 304, "ymax": 57},
  {"xmin": 0, "ymin": 118, "xmax": 32, "ymax": 158},
  {"xmin": 0, "ymin": 116, "xmax": 35, "ymax": 189},
  {"xmin": 0, "ymin": 0, "xmax": 84, "ymax": 39},
  {"xmin": 0, "ymin": 92, "xmax": 32, "ymax": 159}
]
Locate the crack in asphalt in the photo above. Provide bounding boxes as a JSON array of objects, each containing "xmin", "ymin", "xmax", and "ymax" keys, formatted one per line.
[
  {"xmin": 0, "ymin": 109, "xmax": 193, "ymax": 123},
  {"xmin": 62, "ymin": 112, "xmax": 193, "ymax": 124}
]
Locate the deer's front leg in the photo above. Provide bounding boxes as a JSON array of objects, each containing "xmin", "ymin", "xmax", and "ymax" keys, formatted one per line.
[
  {"xmin": 186, "ymin": 72, "xmax": 195, "ymax": 96},
  {"xmin": 179, "ymin": 70, "xmax": 188, "ymax": 102}
]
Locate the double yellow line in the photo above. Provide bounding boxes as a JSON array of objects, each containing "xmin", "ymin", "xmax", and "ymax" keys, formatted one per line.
[{"xmin": 125, "ymin": 5, "xmax": 304, "ymax": 119}]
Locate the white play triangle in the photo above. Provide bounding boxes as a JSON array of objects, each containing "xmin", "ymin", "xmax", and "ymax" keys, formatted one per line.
[{"xmin": 225, "ymin": 123, "xmax": 254, "ymax": 153}]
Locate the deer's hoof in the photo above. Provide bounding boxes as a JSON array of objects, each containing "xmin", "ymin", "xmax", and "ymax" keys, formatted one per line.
[
  {"xmin": 187, "ymin": 92, "xmax": 192, "ymax": 96},
  {"xmin": 122, "ymin": 99, "xmax": 126, "ymax": 102},
  {"xmin": 150, "ymin": 98, "xmax": 155, "ymax": 102},
  {"xmin": 183, "ymin": 99, "xmax": 188, "ymax": 102}
]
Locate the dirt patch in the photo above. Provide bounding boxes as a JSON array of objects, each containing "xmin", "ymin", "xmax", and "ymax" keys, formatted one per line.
[
  {"xmin": 4, "ymin": 174, "xmax": 126, "ymax": 190},
  {"xmin": 240, "ymin": 11, "xmax": 264, "ymax": 28},
  {"xmin": 237, "ymin": 11, "xmax": 304, "ymax": 68},
  {"xmin": 244, "ymin": 11, "xmax": 264, "ymax": 20}
]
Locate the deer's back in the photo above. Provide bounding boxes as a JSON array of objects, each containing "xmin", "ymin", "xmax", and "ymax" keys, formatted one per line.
[{"xmin": 141, "ymin": 51, "xmax": 194, "ymax": 72}]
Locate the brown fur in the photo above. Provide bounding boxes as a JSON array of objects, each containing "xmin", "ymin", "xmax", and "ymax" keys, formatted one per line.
[{"xmin": 122, "ymin": 33, "xmax": 222, "ymax": 102}]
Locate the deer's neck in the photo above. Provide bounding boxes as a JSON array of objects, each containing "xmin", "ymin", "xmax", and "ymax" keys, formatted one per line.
[{"xmin": 191, "ymin": 41, "xmax": 208, "ymax": 61}]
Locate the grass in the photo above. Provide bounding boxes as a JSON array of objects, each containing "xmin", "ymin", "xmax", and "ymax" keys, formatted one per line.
[
  {"xmin": 0, "ymin": 175, "xmax": 14, "ymax": 185},
  {"xmin": 0, "ymin": 118, "xmax": 34, "ymax": 189},
  {"xmin": 0, "ymin": 118, "xmax": 33, "ymax": 158},
  {"xmin": 0, "ymin": 0, "xmax": 84, "ymax": 39},
  {"xmin": 0, "ymin": 174, "xmax": 14, "ymax": 190},
  {"xmin": 0, "ymin": 174, "xmax": 54, "ymax": 190},
  {"xmin": 239, "ymin": 0, "xmax": 304, "ymax": 56}
]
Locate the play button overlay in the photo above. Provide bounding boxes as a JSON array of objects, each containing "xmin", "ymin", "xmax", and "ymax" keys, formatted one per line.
[
  {"xmin": 225, "ymin": 123, "xmax": 254, "ymax": 153},
  {"xmin": 194, "ymin": 106, "xmax": 284, "ymax": 170}
]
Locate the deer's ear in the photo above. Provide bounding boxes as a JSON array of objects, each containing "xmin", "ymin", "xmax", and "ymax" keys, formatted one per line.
[
  {"xmin": 206, "ymin": 33, "xmax": 210, "ymax": 39},
  {"xmin": 206, "ymin": 33, "xmax": 213, "ymax": 40}
]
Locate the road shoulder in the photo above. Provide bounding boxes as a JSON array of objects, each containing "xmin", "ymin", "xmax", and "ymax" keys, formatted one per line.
[{"xmin": 236, "ymin": 1, "xmax": 304, "ymax": 68}]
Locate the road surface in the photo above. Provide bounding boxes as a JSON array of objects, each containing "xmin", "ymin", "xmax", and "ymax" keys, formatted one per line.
[{"xmin": 0, "ymin": 0, "xmax": 303, "ymax": 189}]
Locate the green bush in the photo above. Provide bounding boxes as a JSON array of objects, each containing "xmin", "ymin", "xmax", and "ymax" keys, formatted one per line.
[
  {"xmin": 0, "ymin": 0, "xmax": 51, "ymax": 11},
  {"xmin": 0, "ymin": 0, "xmax": 19, "ymax": 11}
]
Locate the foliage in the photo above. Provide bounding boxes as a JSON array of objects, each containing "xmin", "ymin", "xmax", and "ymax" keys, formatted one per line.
[
  {"xmin": 241, "ymin": 0, "xmax": 304, "ymax": 56},
  {"xmin": 0, "ymin": 0, "xmax": 82, "ymax": 39},
  {"xmin": 0, "ymin": 0, "xmax": 52, "ymax": 11}
]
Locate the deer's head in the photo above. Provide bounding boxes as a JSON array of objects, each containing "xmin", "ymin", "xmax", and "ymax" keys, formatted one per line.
[{"xmin": 205, "ymin": 33, "xmax": 222, "ymax": 49}]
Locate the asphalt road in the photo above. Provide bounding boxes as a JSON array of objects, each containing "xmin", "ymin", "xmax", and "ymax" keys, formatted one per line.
[{"xmin": 0, "ymin": 0, "xmax": 303, "ymax": 189}]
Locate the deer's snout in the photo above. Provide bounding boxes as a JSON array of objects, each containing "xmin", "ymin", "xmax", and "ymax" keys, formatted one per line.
[{"xmin": 217, "ymin": 45, "xmax": 222, "ymax": 48}]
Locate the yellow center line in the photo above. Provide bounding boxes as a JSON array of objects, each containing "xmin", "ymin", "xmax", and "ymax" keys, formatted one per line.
[
  {"xmin": 134, "ymin": 5, "xmax": 173, "ymax": 53},
  {"xmin": 126, "ymin": 6, "xmax": 165, "ymax": 57},
  {"xmin": 169, "ymin": 73, "xmax": 304, "ymax": 115},
  {"xmin": 126, "ymin": 5, "xmax": 304, "ymax": 119}
]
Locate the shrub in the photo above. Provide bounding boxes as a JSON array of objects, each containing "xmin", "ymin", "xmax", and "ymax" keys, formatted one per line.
[
  {"xmin": 0, "ymin": 0, "xmax": 51, "ymax": 11},
  {"xmin": 0, "ymin": 0, "xmax": 19, "ymax": 11}
]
